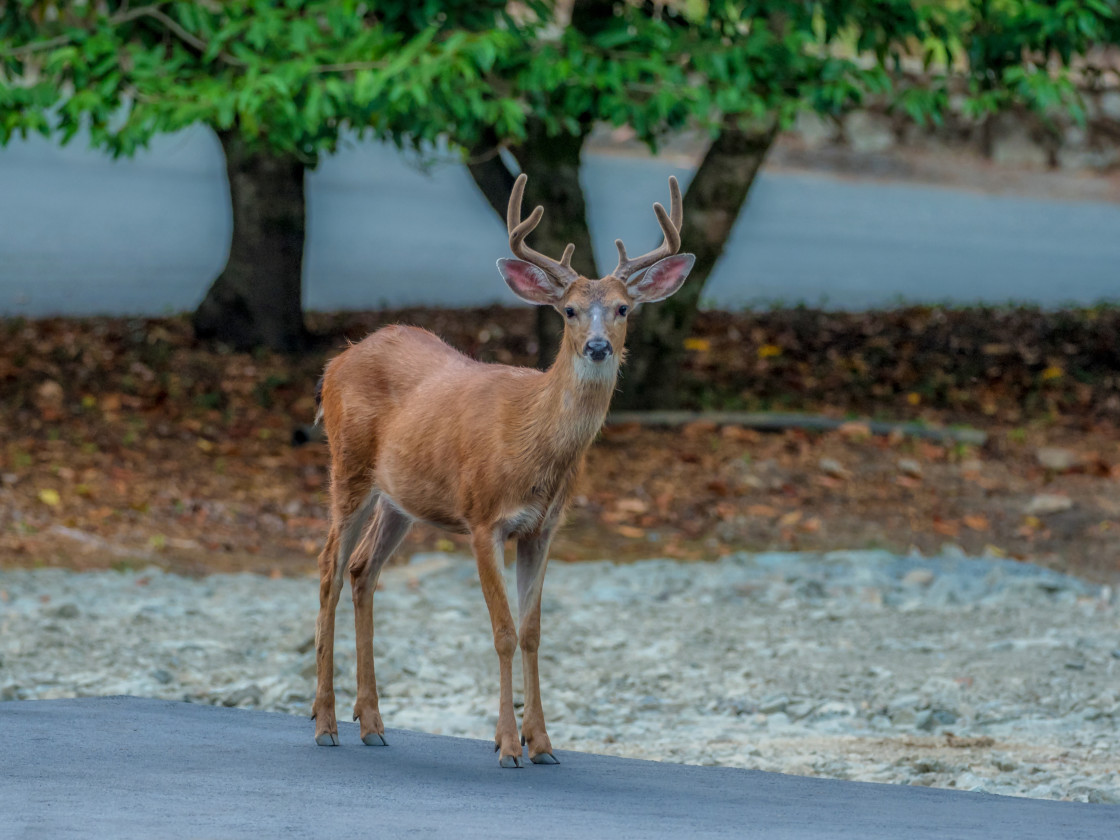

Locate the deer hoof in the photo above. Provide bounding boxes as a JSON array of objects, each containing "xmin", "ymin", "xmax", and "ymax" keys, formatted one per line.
[
  {"xmin": 498, "ymin": 755, "xmax": 523, "ymax": 769},
  {"xmin": 361, "ymin": 732, "xmax": 387, "ymax": 746},
  {"xmin": 315, "ymin": 732, "xmax": 340, "ymax": 747},
  {"xmin": 530, "ymin": 752, "xmax": 560, "ymax": 765}
]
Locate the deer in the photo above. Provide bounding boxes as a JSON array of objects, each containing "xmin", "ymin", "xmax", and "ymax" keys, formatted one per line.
[{"xmin": 311, "ymin": 173, "xmax": 695, "ymax": 767}]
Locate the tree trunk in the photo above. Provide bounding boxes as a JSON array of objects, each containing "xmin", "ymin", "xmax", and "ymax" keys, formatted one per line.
[
  {"xmin": 193, "ymin": 131, "xmax": 309, "ymax": 352},
  {"xmin": 468, "ymin": 119, "xmax": 595, "ymax": 368},
  {"xmin": 612, "ymin": 118, "xmax": 779, "ymax": 409}
]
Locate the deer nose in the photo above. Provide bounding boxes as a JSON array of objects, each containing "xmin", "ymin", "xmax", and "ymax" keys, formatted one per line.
[{"xmin": 584, "ymin": 338, "xmax": 612, "ymax": 361}]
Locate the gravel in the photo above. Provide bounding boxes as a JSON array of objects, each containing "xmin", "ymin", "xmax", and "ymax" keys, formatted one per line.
[{"xmin": 1, "ymin": 550, "xmax": 1117, "ymax": 803}]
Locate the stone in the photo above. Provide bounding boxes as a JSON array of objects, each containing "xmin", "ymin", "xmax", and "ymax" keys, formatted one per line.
[
  {"xmin": 843, "ymin": 111, "xmax": 895, "ymax": 154},
  {"xmin": 818, "ymin": 458, "xmax": 849, "ymax": 480},
  {"xmin": 1035, "ymin": 447, "xmax": 1080, "ymax": 473},
  {"xmin": 902, "ymin": 568, "xmax": 935, "ymax": 587},
  {"xmin": 897, "ymin": 458, "xmax": 923, "ymax": 479},
  {"xmin": 1087, "ymin": 788, "xmax": 1120, "ymax": 805},
  {"xmin": 990, "ymin": 118, "xmax": 1048, "ymax": 169},
  {"xmin": 1099, "ymin": 91, "xmax": 1120, "ymax": 121},
  {"xmin": 1024, "ymin": 494, "xmax": 1074, "ymax": 516},
  {"xmin": 793, "ymin": 111, "xmax": 839, "ymax": 149},
  {"xmin": 758, "ymin": 694, "xmax": 790, "ymax": 715}
]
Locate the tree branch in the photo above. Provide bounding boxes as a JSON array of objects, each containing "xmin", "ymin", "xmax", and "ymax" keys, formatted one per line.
[{"xmin": 2, "ymin": 2, "xmax": 246, "ymax": 67}]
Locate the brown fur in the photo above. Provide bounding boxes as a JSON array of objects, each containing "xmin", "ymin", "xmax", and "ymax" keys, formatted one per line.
[{"xmin": 311, "ymin": 176, "xmax": 693, "ymax": 767}]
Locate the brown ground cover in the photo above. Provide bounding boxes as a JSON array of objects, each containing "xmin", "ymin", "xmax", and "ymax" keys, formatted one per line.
[{"xmin": 1, "ymin": 307, "xmax": 1117, "ymax": 583}]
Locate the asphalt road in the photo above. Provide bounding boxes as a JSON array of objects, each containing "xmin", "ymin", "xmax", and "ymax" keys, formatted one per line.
[
  {"xmin": 1, "ymin": 696, "xmax": 1117, "ymax": 839},
  {"xmin": 2, "ymin": 129, "xmax": 1119, "ymax": 317}
]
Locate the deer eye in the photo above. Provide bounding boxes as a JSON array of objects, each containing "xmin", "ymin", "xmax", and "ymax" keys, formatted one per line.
[
  {"xmin": 617, "ymin": 305, "xmax": 629, "ymax": 317},
  {"xmin": 564, "ymin": 306, "xmax": 576, "ymax": 319}
]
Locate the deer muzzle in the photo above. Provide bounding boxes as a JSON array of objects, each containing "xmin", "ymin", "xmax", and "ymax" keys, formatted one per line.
[{"xmin": 584, "ymin": 338, "xmax": 612, "ymax": 362}]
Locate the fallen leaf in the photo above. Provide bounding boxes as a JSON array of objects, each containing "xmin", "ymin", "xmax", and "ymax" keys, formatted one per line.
[
  {"xmin": 614, "ymin": 525, "xmax": 646, "ymax": 539},
  {"xmin": 963, "ymin": 514, "xmax": 989, "ymax": 532},
  {"xmin": 615, "ymin": 498, "xmax": 649, "ymax": 515},
  {"xmin": 932, "ymin": 517, "xmax": 960, "ymax": 537},
  {"xmin": 38, "ymin": 488, "xmax": 61, "ymax": 507},
  {"xmin": 778, "ymin": 510, "xmax": 803, "ymax": 528}
]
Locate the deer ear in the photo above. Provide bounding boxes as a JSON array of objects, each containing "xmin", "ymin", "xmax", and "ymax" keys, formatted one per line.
[
  {"xmin": 627, "ymin": 253, "xmax": 696, "ymax": 303},
  {"xmin": 498, "ymin": 258, "xmax": 564, "ymax": 306}
]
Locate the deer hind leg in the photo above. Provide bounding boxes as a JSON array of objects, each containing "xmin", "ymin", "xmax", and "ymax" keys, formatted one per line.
[
  {"xmin": 516, "ymin": 532, "xmax": 558, "ymax": 764},
  {"xmin": 471, "ymin": 526, "xmax": 522, "ymax": 768},
  {"xmin": 312, "ymin": 480, "xmax": 379, "ymax": 746},
  {"xmin": 350, "ymin": 497, "xmax": 411, "ymax": 746}
]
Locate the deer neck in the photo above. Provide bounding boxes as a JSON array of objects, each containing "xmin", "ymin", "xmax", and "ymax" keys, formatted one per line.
[{"xmin": 518, "ymin": 346, "xmax": 618, "ymax": 464}]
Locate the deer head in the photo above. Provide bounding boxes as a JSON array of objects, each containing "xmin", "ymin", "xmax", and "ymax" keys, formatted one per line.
[{"xmin": 497, "ymin": 174, "xmax": 696, "ymax": 375}]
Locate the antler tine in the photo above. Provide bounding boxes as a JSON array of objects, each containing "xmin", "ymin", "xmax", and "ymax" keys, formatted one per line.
[
  {"xmin": 505, "ymin": 173, "xmax": 579, "ymax": 286},
  {"xmin": 612, "ymin": 175, "xmax": 684, "ymax": 284}
]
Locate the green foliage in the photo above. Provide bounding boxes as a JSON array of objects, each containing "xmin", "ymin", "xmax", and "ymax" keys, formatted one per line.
[
  {"xmin": 0, "ymin": 0, "xmax": 531, "ymax": 161},
  {"xmin": 2, "ymin": 1, "xmax": 1117, "ymax": 161}
]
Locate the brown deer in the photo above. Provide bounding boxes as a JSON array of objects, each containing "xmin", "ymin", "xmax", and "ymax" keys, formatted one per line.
[{"xmin": 311, "ymin": 173, "xmax": 695, "ymax": 767}]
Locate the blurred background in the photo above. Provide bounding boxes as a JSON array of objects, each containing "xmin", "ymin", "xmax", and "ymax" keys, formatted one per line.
[
  {"xmin": 4, "ymin": 2, "xmax": 1120, "ymax": 808},
  {"xmin": 1, "ymin": 1, "xmax": 1119, "ymax": 579}
]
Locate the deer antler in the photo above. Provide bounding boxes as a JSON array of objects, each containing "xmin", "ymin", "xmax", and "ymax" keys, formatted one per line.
[
  {"xmin": 506, "ymin": 173, "xmax": 579, "ymax": 288},
  {"xmin": 611, "ymin": 176, "xmax": 683, "ymax": 284}
]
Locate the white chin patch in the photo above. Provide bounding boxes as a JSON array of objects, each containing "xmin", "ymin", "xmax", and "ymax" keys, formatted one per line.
[{"xmin": 574, "ymin": 354, "xmax": 617, "ymax": 382}]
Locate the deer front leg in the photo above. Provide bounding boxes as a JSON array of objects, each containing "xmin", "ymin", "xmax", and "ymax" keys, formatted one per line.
[
  {"xmin": 471, "ymin": 527, "xmax": 522, "ymax": 768},
  {"xmin": 350, "ymin": 498, "xmax": 411, "ymax": 746},
  {"xmin": 312, "ymin": 525, "xmax": 346, "ymax": 745},
  {"xmin": 516, "ymin": 531, "xmax": 558, "ymax": 764}
]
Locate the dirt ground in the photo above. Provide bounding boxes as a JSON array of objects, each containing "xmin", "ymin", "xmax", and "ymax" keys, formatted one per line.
[{"xmin": 2, "ymin": 307, "xmax": 1117, "ymax": 585}]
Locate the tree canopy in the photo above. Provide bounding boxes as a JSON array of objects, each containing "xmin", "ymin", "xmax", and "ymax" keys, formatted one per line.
[{"xmin": 0, "ymin": 0, "xmax": 529, "ymax": 160}]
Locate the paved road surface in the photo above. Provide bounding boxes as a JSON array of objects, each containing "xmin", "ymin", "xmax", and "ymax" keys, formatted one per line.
[
  {"xmin": 2, "ymin": 129, "xmax": 1119, "ymax": 317},
  {"xmin": 1, "ymin": 697, "xmax": 1117, "ymax": 839}
]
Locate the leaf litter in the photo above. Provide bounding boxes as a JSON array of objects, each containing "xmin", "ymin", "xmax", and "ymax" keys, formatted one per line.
[{"xmin": 0, "ymin": 307, "xmax": 1117, "ymax": 583}]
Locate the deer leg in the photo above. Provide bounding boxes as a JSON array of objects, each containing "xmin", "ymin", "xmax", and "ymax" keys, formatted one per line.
[
  {"xmin": 471, "ymin": 526, "xmax": 522, "ymax": 768},
  {"xmin": 350, "ymin": 498, "xmax": 411, "ymax": 746},
  {"xmin": 516, "ymin": 531, "xmax": 558, "ymax": 764},
  {"xmin": 312, "ymin": 486, "xmax": 378, "ymax": 746}
]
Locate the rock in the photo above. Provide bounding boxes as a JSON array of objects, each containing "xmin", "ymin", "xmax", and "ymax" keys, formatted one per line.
[
  {"xmin": 222, "ymin": 685, "xmax": 262, "ymax": 707},
  {"xmin": 844, "ymin": 112, "xmax": 895, "ymax": 154},
  {"xmin": 818, "ymin": 458, "xmax": 849, "ymax": 480},
  {"xmin": 151, "ymin": 669, "xmax": 174, "ymax": 685},
  {"xmin": 1087, "ymin": 788, "xmax": 1120, "ymax": 805},
  {"xmin": 1024, "ymin": 494, "xmax": 1074, "ymax": 516},
  {"xmin": 897, "ymin": 458, "xmax": 923, "ymax": 479},
  {"xmin": 888, "ymin": 694, "xmax": 923, "ymax": 726},
  {"xmin": 1035, "ymin": 447, "xmax": 1080, "ymax": 473},
  {"xmin": 786, "ymin": 700, "xmax": 818, "ymax": 720},
  {"xmin": 50, "ymin": 603, "xmax": 80, "ymax": 619},
  {"xmin": 793, "ymin": 111, "xmax": 839, "ymax": 149},
  {"xmin": 758, "ymin": 694, "xmax": 790, "ymax": 715},
  {"xmin": 990, "ymin": 117, "xmax": 1048, "ymax": 169},
  {"xmin": 902, "ymin": 568, "xmax": 935, "ymax": 587},
  {"xmin": 1100, "ymin": 90, "xmax": 1120, "ymax": 121}
]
